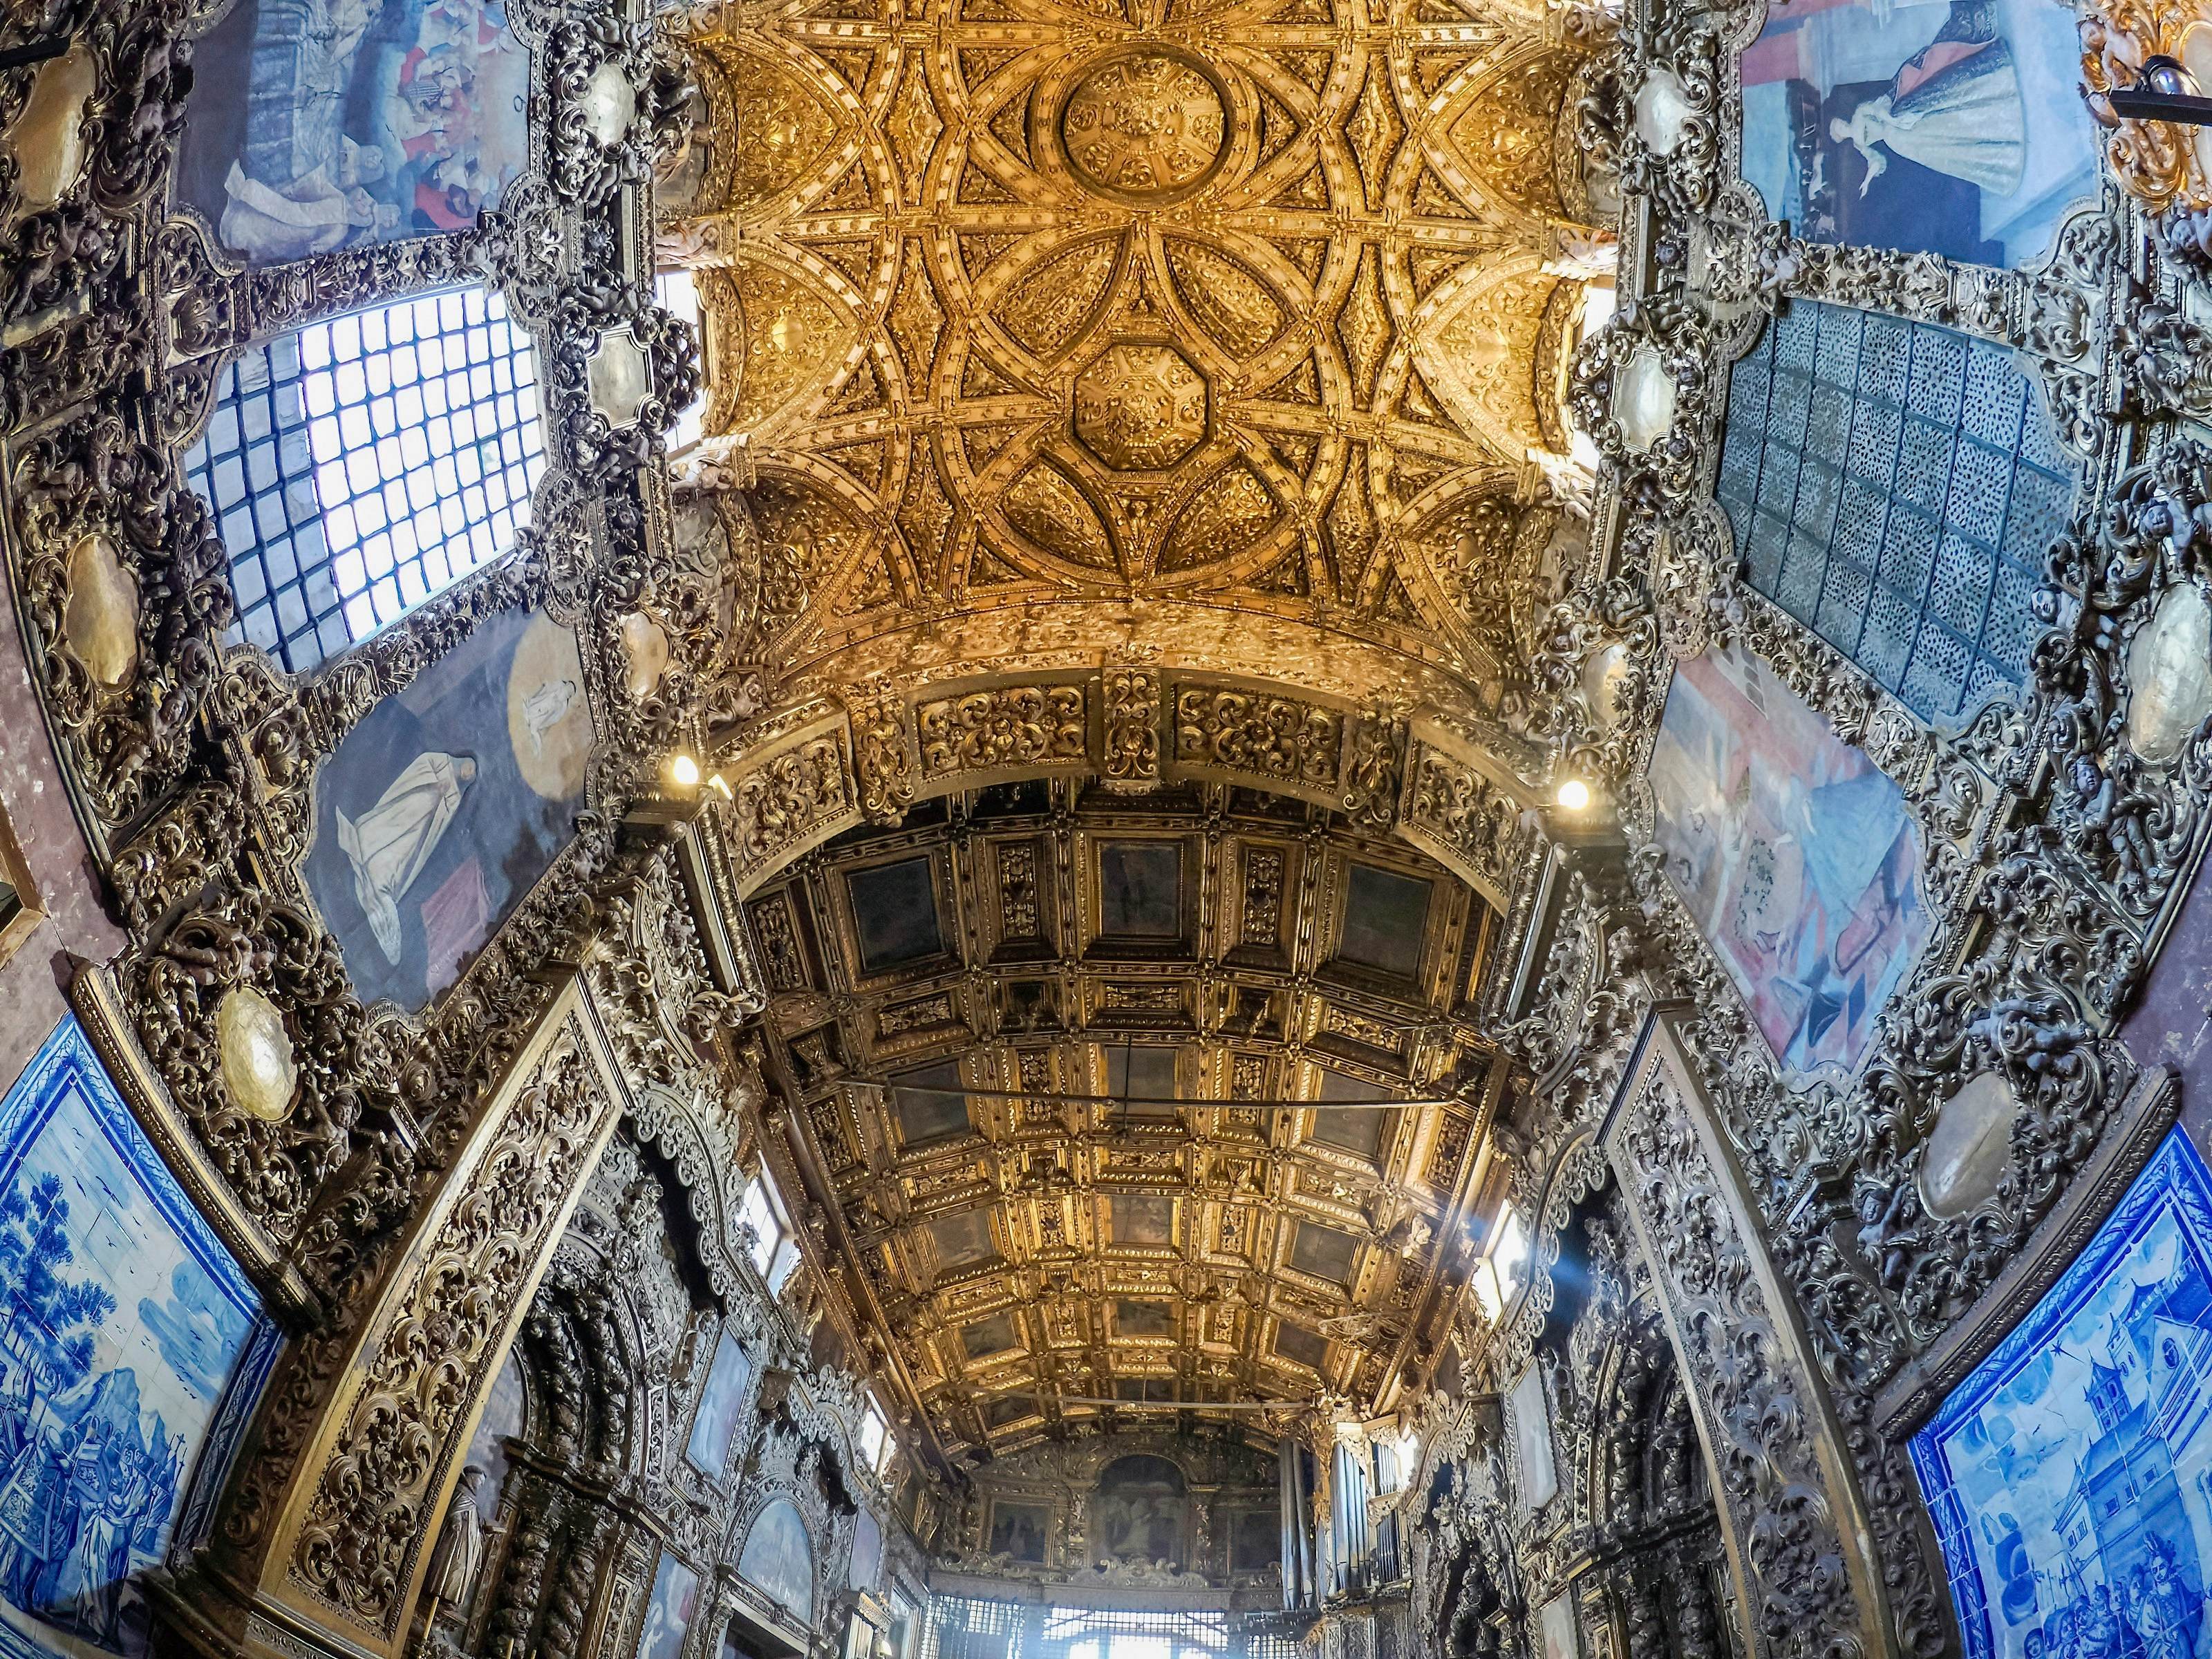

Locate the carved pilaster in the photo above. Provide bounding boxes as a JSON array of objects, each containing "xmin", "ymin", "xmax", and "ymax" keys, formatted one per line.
[
  {"xmin": 164, "ymin": 980, "xmax": 628, "ymax": 1659},
  {"xmin": 1602, "ymin": 1010, "xmax": 1890, "ymax": 1659}
]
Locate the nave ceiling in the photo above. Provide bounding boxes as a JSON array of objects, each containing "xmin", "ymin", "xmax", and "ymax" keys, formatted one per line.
[
  {"xmin": 658, "ymin": 0, "xmax": 1619, "ymax": 718},
  {"xmin": 653, "ymin": 0, "xmax": 1601, "ymax": 1473},
  {"xmin": 748, "ymin": 778, "xmax": 1508, "ymax": 1465}
]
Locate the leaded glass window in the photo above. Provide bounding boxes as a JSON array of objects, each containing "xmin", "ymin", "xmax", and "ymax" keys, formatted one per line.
[
  {"xmin": 1716, "ymin": 301, "xmax": 2075, "ymax": 728},
  {"xmin": 182, "ymin": 287, "xmax": 547, "ymax": 675}
]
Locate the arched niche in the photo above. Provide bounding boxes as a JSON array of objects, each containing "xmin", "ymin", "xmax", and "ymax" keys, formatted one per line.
[
  {"xmin": 738, "ymin": 1497, "xmax": 817, "ymax": 1622},
  {"xmin": 1094, "ymin": 1454, "xmax": 1190, "ymax": 1570}
]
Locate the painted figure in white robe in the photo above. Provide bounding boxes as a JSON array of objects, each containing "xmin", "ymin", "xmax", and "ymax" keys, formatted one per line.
[
  {"xmin": 1828, "ymin": 0, "xmax": 2025, "ymax": 198},
  {"xmin": 521, "ymin": 678, "xmax": 579, "ymax": 755},
  {"xmin": 336, "ymin": 752, "xmax": 477, "ymax": 964}
]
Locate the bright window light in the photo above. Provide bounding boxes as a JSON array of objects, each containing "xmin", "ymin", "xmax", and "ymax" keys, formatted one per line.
[
  {"xmin": 183, "ymin": 286, "xmax": 547, "ymax": 675},
  {"xmin": 738, "ymin": 1170, "xmax": 787, "ymax": 1278},
  {"xmin": 655, "ymin": 268, "xmax": 706, "ymax": 451},
  {"xmin": 1492, "ymin": 1209, "xmax": 1530, "ymax": 1297},
  {"xmin": 861, "ymin": 1399, "xmax": 892, "ymax": 1472}
]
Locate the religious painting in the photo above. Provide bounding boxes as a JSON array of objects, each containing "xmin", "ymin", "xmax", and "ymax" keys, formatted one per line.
[
  {"xmin": 1510, "ymin": 1365, "xmax": 1558, "ymax": 1512},
  {"xmin": 847, "ymin": 1510, "xmax": 881, "ymax": 1592},
  {"xmin": 638, "ymin": 1552, "xmax": 700, "ymax": 1659},
  {"xmin": 1649, "ymin": 641, "xmax": 1931, "ymax": 1080},
  {"xmin": 0, "ymin": 1018, "xmax": 274, "ymax": 1659},
  {"xmin": 961, "ymin": 1314, "xmax": 1018, "ymax": 1361},
  {"xmin": 1094, "ymin": 1454, "xmax": 1188, "ymax": 1569},
  {"xmin": 303, "ymin": 608, "xmax": 593, "ymax": 1013},
  {"xmin": 1912, "ymin": 1129, "xmax": 2212, "ymax": 1659},
  {"xmin": 173, "ymin": 0, "xmax": 532, "ymax": 265},
  {"xmin": 1737, "ymin": 0, "xmax": 2097, "ymax": 272},
  {"xmin": 1115, "ymin": 1301, "xmax": 1174, "ymax": 1338},
  {"xmin": 1335, "ymin": 865, "xmax": 1432, "ymax": 980},
  {"xmin": 459, "ymin": 1353, "xmax": 525, "ymax": 1506},
  {"xmin": 1110, "ymin": 1195, "xmax": 1174, "ymax": 1248},
  {"xmin": 1229, "ymin": 1507, "xmax": 1282, "ymax": 1574},
  {"xmin": 1098, "ymin": 843, "xmax": 1183, "ymax": 937},
  {"xmin": 736, "ymin": 1498, "xmax": 815, "ymax": 1622},
  {"xmin": 986, "ymin": 1499, "xmax": 1050, "ymax": 1565},
  {"xmin": 685, "ymin": 1331, "xmax": 751, "ymax": 1479},
  {"xmin": 1539, "ymin": 1594, "xmax": 1580, "ymax": 1659}
]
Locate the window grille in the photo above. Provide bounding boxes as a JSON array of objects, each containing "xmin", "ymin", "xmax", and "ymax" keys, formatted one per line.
[
  {"xmin": 925, "ymin": 1599, "xmax": 1024, "ymax": 1659},
  {"xmin": 182, "ymin": 287, "xmax": 547, "ymax": 675},
  {"xmin": 1716, "ymin": 302, "xmax": 2074, "ymax": 729}
]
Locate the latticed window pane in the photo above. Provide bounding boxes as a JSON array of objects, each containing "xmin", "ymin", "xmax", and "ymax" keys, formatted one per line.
[
  {"xmin": 182, "ymin": 287, "xmax": 547, "ymax": 675},
  {"xmin": 926, "ymin": 1598, "xmax": 1024, "ymax": 1659},
  {"xmin": 929, "ymin": 1599, "xmax": 1288, "ymax": 1659},
  {"xmin": 1716, "ymin": 301, "xmax": 2075, "ymax": 729}
]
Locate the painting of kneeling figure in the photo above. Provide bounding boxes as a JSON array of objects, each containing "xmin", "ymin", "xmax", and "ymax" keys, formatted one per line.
[{"xmin": 1915, "ymin": 1129, "xmax": 2212, "ymax": 1659}]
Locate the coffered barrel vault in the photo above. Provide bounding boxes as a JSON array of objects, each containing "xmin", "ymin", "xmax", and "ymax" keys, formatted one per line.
[{"xmin": 750, "ymin": 780, "xmax": 1509, "ymax": 1461}]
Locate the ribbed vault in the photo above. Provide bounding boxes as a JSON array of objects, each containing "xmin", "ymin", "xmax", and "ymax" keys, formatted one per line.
[{"xmin": 654, "ymin": 0, "xmax": 1611, "ymax": 1473}]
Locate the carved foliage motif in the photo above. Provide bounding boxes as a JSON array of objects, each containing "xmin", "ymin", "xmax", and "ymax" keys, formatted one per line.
[
  {"xmin": 1173, "ymin": 686, "xmax": 1341, "ymax": 786},
  {"xmin": 290, "ymin": 1020, "xmax": 619, "ymax": 1631},
  {"xmin": 918, "ymin": 686, "xmax": 1087, "ymax": 776},
  {"xmin": 1103, "ymin": 666, "xmax": 1163, "ymax": 788},
  {"xmin": 1610, "ymin": 1066, "xmax": 1868, "ymax": 1659}
]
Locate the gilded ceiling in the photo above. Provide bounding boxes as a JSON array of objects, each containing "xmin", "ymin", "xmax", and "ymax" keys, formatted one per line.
[
  {"xmin": 658, "ymin": 0, "xmax": 1600, "ymax": 1472},
  {"xmin": 749, "ymin": 780, "xmax": 1506, "ymax": 1462},
  {"xmin": 659, "ymin": 0, "xmax": 1613, "ymax": 708}
]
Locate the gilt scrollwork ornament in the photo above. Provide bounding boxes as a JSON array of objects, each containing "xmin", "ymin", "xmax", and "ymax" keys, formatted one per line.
[
  {"xmin": 917, "ymin": 685, "xmax": 1087, "ymax": 777},
  {"xmin": 1102, "ymin": 664, "xmax": 1163, "ymax": 789},
  {"xmin": 850, "ymin": 688, "xmax": 918, "ymax": 826},
  {"xmin": 1575, "ymin": 23, "xmax": 1723, "ymax": 225},
  {"xmin": 1568, "ymin": 297, "xmax": 1718, "ymax": 521},
  {"xmin": 9, "ymin": 412, "xmax": 231, "ymax": 838}
]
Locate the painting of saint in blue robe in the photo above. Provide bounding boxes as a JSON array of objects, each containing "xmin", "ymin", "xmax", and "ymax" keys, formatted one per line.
[
  {"xmin": 173, "ymin": 0, "xmax": 532, "ymax": 265},
  {"xmin": 1914, "ymin": 1130, "xmax": 2212, "ymax": 1659},
  {"xmin": 0, "ymin": 1020, "xmax": 274, "ymax": 1659},
  {"xmin": 1649, "ymin": 641, "xmax": 1931, "ymax": 1080},
  {"xmin": 304, "ymin": 608, "xmax": 593, "ymax": 1012},
  {"xmin": 1738, "ymin": 0, "xmax": 2097, "ymax": 272}
]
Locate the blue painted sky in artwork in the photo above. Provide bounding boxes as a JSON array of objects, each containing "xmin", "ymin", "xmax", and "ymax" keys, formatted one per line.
[
  {"xmin": 0, "ymin": 1019, "xmax": 266, "ymax": 1659},
  {"xmin": 1914, "ymin": 1130, "xmax": 2212, "ymax": 1659}
]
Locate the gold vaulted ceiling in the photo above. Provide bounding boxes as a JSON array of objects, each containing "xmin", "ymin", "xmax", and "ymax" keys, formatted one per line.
[
  {"xmin": 747, "ymin": 780, "xmax": 1508, "ymax": 1460},
  {"xmin": 660, "ymin": 0, "xmax": 1610, "ymax": 699},
  {"xmin": 659, "ymin": 0, "xmax": 1601, "ymax": 1466}
]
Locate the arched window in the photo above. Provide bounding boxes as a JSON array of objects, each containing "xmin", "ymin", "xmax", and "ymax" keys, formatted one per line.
[
  {"xmin": 1717, "ymin": 303, "xmax": 2077, "ymax": 729},
  {"xmin": 182, "ymin": 286, "xmax": 547, "ymax": 674}
]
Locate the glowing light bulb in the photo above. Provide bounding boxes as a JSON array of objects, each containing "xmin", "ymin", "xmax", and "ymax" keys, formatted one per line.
[
  {"xmin": 671, "ymin": 753, "xmax": 701, "ymax": 789},
  {"xmin": 1555, "ymin": 777, "xmax": 1591, "ymax": 811}
]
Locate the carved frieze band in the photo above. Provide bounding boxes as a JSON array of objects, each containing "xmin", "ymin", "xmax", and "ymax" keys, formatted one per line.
[{"xmin": 271, "ymin": 991, "xmax": 624, "ymax": 1646}]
